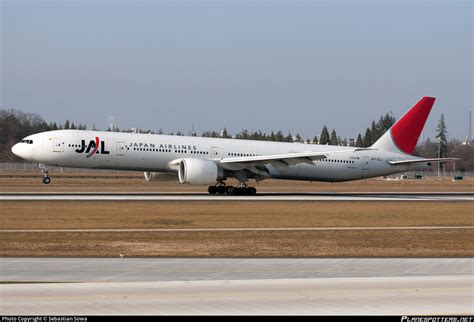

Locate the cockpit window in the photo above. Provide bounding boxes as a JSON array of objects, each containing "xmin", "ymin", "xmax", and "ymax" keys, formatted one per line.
[{"xmin": 19, "ymin": 139, "xmax": 33, "ymax": 144}]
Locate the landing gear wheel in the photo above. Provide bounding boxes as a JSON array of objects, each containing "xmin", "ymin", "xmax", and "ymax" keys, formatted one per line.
[
  {"xmin": 208, "ymin": 183, "xmax": 256, "ymax": 196},
  {"xmin": 231, "ymin": 187, "xmax": 241, "ymax": 195},
  {"xmin": 226, "ymin": 186, "xmax": 234, "ymax": 195},
  {"xmin": 216, "ymin": 186, "xmax": 227, "ymax": 195},
  {"xmin": 208, "ymin": 186, "xmax": 217, "ymax": 194},
  {"xmin": 40, "ymin": 165, "xmax": 50, "ymax": 185},
  {"xmin": 248, "ymin": 187, "xmax": 257, "ymax": 195},
  {"xmin": 229, "ymin": 186, "xmax": 257, "ymax": 196}
]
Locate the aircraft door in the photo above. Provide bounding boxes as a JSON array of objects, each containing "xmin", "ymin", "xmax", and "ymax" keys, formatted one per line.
[
  {"xmin": 211, "ymin": 147, "xmax": 221, "ymax": 160},
  {"xmin": 361, "ymin": 156, "xmax": 369, "ymax": 170},
  {"xmin": 52, "ymin": 138, "xmax": 64, "ymax": 152},
  {"xmin": 360, "ymin": 156, "xmax": 370, "ymax": 178},
  {"xmin": 116, "ymin": 141, "xmax": 126, "ymax": 156}
]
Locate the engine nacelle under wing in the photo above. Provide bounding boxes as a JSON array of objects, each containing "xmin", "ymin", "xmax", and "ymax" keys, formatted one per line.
[{"xmin": 178, "ymin": 158, "xmax": 223, "ymax": 185}]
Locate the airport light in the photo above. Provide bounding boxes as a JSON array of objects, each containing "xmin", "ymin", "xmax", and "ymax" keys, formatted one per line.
[{"xmin": 437, "ymin": 137, "xmax": 441, "ymax": 180}]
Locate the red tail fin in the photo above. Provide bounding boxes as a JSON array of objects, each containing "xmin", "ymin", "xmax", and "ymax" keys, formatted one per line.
[
  {"xmin": 390, "ymin": 97, "xmax": 435, "ymax": 155},
  {"xmin": 371, "ymin": 97, "xmax": 436, "ymax": 155}
]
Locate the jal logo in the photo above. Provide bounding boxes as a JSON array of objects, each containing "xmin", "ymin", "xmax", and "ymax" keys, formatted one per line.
[{"xmin": 75, "ymin": 137, "xmax": 110, "ymax": 159}]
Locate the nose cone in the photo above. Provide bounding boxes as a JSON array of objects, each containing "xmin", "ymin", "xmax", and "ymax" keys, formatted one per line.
[
  {"xmin": 11, "ymin": 142, "xmax": 33, "ymax": 160},
  {"xmin": 11, "ymin": 143, "xmax": 20, "ymax": 157}
]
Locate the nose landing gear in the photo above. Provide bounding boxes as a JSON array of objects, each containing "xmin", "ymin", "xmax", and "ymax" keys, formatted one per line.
[
  {"xmin": 38, "ymin": 164, "xmax": 51, "ymax": 184},
  {"xmin": 42, "ymin": 175, "xmax": 51, "ymax": 184}
]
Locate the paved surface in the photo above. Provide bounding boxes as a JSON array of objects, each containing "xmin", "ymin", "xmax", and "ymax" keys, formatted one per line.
[
  {"xmin": 1, "ymin": 192, "xmax": 473, "ymax": 201},
  {"xmin": 1, "ymin": 258, "xmax": 472, "ymax": 282},
  {"xmin": 0, "ymin": 258, "xmax": 472, "ymax": 315}
]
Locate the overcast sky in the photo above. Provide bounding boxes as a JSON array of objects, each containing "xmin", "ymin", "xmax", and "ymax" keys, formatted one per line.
[{"xmin": 1, "ymin": 0, "xmax": 472, "ymax": 140}]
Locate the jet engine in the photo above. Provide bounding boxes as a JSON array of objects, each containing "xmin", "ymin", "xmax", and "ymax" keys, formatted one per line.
[
  {"xmin": 178, "ymin": 158, "xmax": 223, "ymax": 185},
  {"xmin": 144, "ymin": 171, "xmax": 178, "ymax": 182}
]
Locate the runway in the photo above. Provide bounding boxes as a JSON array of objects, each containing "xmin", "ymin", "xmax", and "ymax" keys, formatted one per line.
[
  {"xmin": 1, "ymin": 258, "xmax": 472, "ymax": 315},
  {"xmin": 1, "ymin": 191, "xmax": 473, "ymax": 201}
]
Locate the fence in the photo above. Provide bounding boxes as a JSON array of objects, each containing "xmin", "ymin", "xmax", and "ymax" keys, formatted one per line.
[
  {"xmin": 0, "ymin": 162, "xmax": 472, "ymax": 178},
  {"xmin": 0, "ymin": 162, "xmax": 124, "ymax": 173}
]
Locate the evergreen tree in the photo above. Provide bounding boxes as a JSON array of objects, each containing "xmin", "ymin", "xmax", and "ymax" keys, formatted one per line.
[
  {"xmin": 330, "ymin": 129, "xmax": 338, "ymax": 145},
  {"xmin": 319, "ymin": 126, "xmax": 330, "ymax": 145},
  {"xmin": 64, "ymin": 120, "xmax": 70, "ymax": 129},
  {"xmin": 436, "ymin": 114, "xmax": 448, "ymax": 161},
  {"xmin": 295, "ymin": 133, "xmax": 302, "ymax": 143},
  {"xmin": 370, "ymin": 120, "xmax": 378, "ymax": 142},
  {"xmin": 362, "ymin": 128, "xmax": 372, "ymax": 147},
  {"xmin": 312, "ymin": 135, "xmax": 319, "ymax": 144},
  {"xmin": 270, "ymin": 131, "xmax": 276, "ymax": 141},
  {"xmin": 221, "ymin": 128, "xmax": 230, "ymax": 138},
  {"xmin": 236, "ymin": 129, "xmax": 249, "ymax": 140},
  {"xmin": 382, "ymin": 112, "xmax": 395, "ymax": 130},
  {"xmin": 202, "ymin": 130, "xmax": 219, "ymax": 138},
  {"xmin": 360, "ymin": 112, "xmax": 396, "ymax": 146},
  {"xmin": 275, "ymin": 131, "xmax": 285, "ymax": 142},
  {"xmin": 356, "ymin": 133, "xmax": 363, "ymax": 147}
]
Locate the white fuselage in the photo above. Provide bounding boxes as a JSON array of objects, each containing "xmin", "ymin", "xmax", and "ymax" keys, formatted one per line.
[{"xmin": 12, "ymin": 130, "xmax": 429, "ymax": 182}]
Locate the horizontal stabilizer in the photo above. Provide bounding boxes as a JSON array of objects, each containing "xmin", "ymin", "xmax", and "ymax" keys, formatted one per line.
[{"xmin": 388, "ymin": 158, "xmax": 461, "ymax": 165}]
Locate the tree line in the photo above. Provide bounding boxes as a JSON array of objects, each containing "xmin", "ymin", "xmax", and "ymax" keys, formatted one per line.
[{"xmin": 200, "ymin": 112, "xmax": 395, "ymax": 147}]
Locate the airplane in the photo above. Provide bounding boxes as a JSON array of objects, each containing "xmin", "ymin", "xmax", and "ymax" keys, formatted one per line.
[{"xmin": 11, "ymin": 97, "xmax": 458, "ymax": 195}]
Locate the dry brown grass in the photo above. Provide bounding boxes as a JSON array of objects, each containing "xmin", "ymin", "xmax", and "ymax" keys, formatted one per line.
[
  {"xmin": 0, "ymin": 230, "xmax": 471, "ymax": 257},
  {"xmin": 1, "ymin": 201, "xmax": 473, "ymax": 229},
  {"xmin": 0, "ymin": 201, "xmax": 472, "ymax": 257}
]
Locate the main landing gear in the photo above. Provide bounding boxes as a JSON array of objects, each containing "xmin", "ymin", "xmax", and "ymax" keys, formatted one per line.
[{"xmin": 208, "ymin": 184, "xmax": 257, "ymax": 196}]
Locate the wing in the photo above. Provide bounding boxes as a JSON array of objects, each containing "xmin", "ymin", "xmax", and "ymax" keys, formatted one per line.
[
  {"xmin": 219, "ymin": 148, "xmax": 370, "ymax": 168},
  {"xmin": 388, "ymin": 157, "xmax": 461, "ymax": 165}
]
